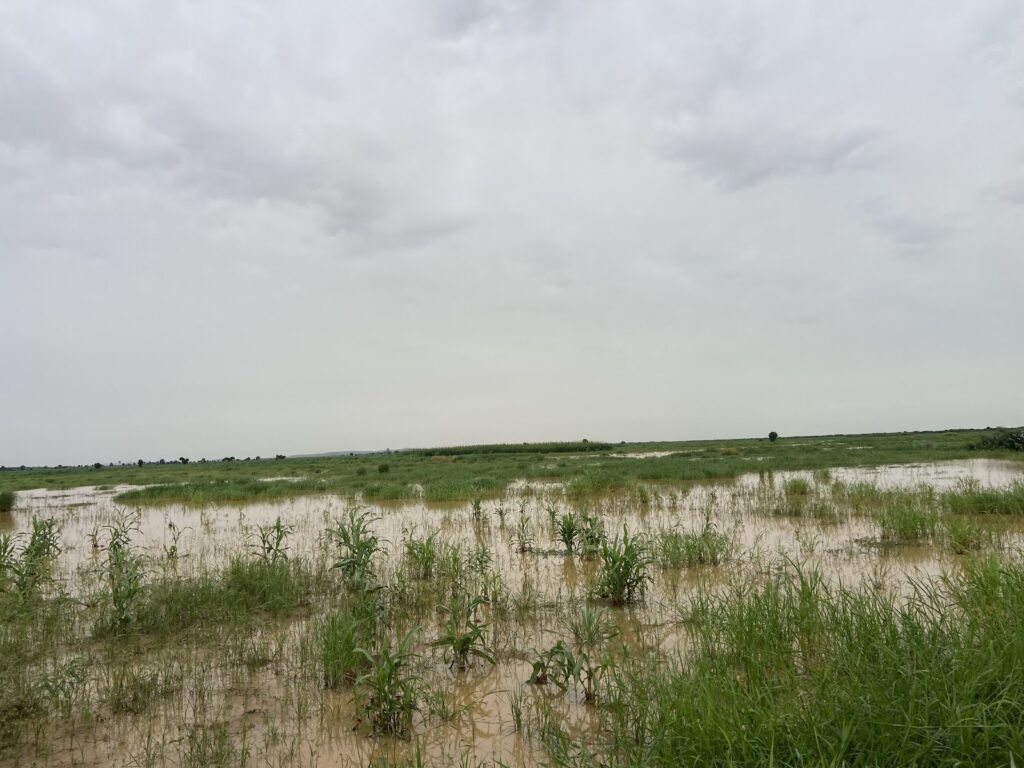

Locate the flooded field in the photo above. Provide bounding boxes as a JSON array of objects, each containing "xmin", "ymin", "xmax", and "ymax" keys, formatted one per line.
[{"xmin": 3, "ymin": 458, "xmax": 1024, "ymax": 767}]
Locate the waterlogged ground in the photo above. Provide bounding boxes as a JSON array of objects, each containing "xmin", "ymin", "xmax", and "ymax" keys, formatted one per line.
[{"xmin": 3, "ymin": 458, "xmax": 1024, "ymax": 767}]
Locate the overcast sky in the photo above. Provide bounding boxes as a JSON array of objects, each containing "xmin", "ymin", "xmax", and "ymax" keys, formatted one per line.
[{"xmin": 2, "ymin": 1, "xmax": 1022, "ymax": 466}]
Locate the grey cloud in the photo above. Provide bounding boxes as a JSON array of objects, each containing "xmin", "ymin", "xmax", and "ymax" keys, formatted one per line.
[
  {"xmin": 863, "ymin": 200, "xmax": 960, "ymax": 249},
  {"xmin": 1, "ymin": 0, "xmax": 1022, "ymax": 465},
  {"xmin": 663, "ymin": 123, "xmax": 883, "ymax": 189}
]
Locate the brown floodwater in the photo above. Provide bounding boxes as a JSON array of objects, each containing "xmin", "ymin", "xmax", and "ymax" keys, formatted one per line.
[{"xmin": 4, "ymin": 458, "xmax": 1024, "ymax": 767}]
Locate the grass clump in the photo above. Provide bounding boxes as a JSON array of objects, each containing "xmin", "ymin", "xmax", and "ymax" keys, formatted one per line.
[
  {"xmin": 95, "ymin": 556, "xmax": 312, "ymax": 639},
  {"xmin": 873, "ymin": 502, "xmax": 941, "ymax": 543},
  {"xmin": 943, "ymin": 479, "xmax": 1024, "ymax": 515},
  {"xmin": 114, "ymin": 478, "xmax": 324, "ymax": 506},
  {"xmin": 653, "ymin": 526, "xmax": 730, "ymax": 568},
  {"xmin": 320, "ymin": 595, "xmax": 377, "ymax": 688},
  {"xmin": 784, "ymin": 477, "xmax": 812, "ymax": 496},
  {"xmin": 944, "ymin": 517, "xmax": 998, "ymax": 554},
  {"xmin": 0, "ymin": 491, "xmax": 14, "ymax": 513}
]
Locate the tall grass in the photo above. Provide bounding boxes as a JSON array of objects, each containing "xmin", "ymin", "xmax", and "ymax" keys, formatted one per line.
[
  {"xmin": 652, "ymin": 525, "xmax": 730, "ymax": 568},
  {"xmin": 587, "ymin": 558, "xmax": 1024, "ymax": 767},
  {"xmin": 944, "ymin": 479, "xmax": 1024, "ymax": 515}
]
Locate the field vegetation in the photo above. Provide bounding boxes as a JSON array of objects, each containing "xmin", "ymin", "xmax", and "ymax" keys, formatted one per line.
[{"xmin": 0, "ymin": 429, "xmax": 1023, "ymax": 766}]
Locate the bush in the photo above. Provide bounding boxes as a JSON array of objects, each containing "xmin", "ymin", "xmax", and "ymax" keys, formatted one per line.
[
  {"xmin": 0, "ymin": 491, "xmax": 14, "ymax": 513},
  {"xmin": 973, "ymin": 429, "xmax": 1024, "ymax": 452}
]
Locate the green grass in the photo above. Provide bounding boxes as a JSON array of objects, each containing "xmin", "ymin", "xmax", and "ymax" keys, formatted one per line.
[
  {"xmin": 319, "ymin": 595, "xmax": 377, "ymax": 689},
  {"xmin": 113, "ymin": 478, "xmax": 327, "ymax": 505},
  {"xmin": 4, "ymin": 427, "xmax": 1021, "ymax": 504},
  {"xmin": 652, "ymin": 527, "xmax": 731, "ymax": 567},
  {"xmin": 872, "ymin": 502, "xmax": 942, "ymax": 543},
  {"xmin": 586, "ymin": 557, "xmax": 1024, "ymax": 767},
  {"xmin": 95, "ymin": 557, "xmax": 313, "ymax": 639},
  {"xmin": 944, "ymin": 479, "xmax": 1024, "ymax": 515}
]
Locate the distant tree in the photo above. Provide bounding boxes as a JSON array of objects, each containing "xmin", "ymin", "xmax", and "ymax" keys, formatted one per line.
[
  {"xmin": 769, "ymin": 431, "xmax": 779, "ymax": 442},
  {"xmin": 137, "ymin": 459, "xmax": 144, "ymax": 467},
  {"xmin": 276, "ymin": 454, "xmax": 286, "ymax": 460},
  {"xmin": 159, "ymin": 459, "xmax": 166, "ymax": 465},
  {"xmin": 93, "ymin": 462, "xmax": 102, "ymax": 469},
  {"xmin": 179, "ymin": 457, "xmax": 189, "ymax": 465}
]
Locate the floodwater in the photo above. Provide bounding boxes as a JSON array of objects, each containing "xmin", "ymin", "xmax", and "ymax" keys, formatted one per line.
[{"xmin": 3, "ymin": 458, "xmax": 1024, "ymax": 767}]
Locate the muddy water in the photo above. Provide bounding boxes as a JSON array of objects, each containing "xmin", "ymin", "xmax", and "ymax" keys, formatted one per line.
[{"xmin": 4, "ymin": 458, "xmax": 1024, "ymax": 767}]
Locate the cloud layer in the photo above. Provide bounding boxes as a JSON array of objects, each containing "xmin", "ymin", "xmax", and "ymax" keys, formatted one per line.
[{"xmin": 2, "ymin": 1, "xmax": 1022, "ymax": 465}]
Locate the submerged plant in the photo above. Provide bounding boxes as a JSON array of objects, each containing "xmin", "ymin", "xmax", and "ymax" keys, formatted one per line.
[
  {"xmin": 432, "ymin": 595, "xmax": 495, "ymax": 671},
  {"xmin": 529, "ymin": 640, "xmax": 608, "ymax": 703},
  {"xmin": 103, "ymin": 512, "xmax": 144, "ymax": 631},
  {"xmin": 355, "ymin": 630, "xmax": 422, "ymax": 737},
  {"xmin": 578, "ymin": 512, "xmax": 607, "ymax": 559},
  {"xmin": 253, "ymin": 516, "xmax": 292, "ymax": 563},
  {"xmin": 512, "ymin": 517, "xmax": 535, "ymax": 554},
  {"xmin": 592, "ymin": 527, "xmax": 652, "ymax": 605},
  {"xmin": 566, "ymin": 604, "xmax": 618, "ymax": 652},
  {"xmin": 321, "ymin": 595, "xmax": 377, "ymax": 688},
  {"xmin": 327, "ymin": 507, "xmax": 381, "ymax": 590},
  {"xmin": 557, "ymin": 512, "xmax": 581, "ymax": 554},
  {"xmin": 404, "ymin": 530, "xmax": 441, "ymax": 580}
]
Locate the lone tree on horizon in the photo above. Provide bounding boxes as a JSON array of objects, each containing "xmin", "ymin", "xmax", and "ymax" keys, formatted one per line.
[{"xmin": 769, "ymin": 431, "xmax": 779, "ymax": 442}]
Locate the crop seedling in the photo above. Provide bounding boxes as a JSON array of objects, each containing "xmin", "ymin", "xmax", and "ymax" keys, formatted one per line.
[
  {"xmin": 592, "ymin": 527, "xmax": 652, "ymax": 605},
  {"xmin": 102, "ymin": 513, "xmax": 145, "ymax": 632},
  {"xmin": 404, "ymin": 530, "xmax": 441, "ymax": 580},
  {"xmin": 321, "ymin": 595, "xmax": 377, "ymax": 688},
  {"xmin": 327, "ymin": 507, "xmax": 381, "ymax": 590},
  {"xmin": 578, "ymin": 512, "xmax": 607, "ymax": 559},
  {"xmin": 557, "ymin": 512, "xmax": 580, "ymax": 554},
  {"xmin": 432, "ymin": 595, "xmax": 495, "ymax": 671},
  {"xmin": 355, "ymin": 629, "xmax": 422, "ymax": 737},
  {"xmin": 512, "ymin": 516, "xmax": 535, "ymax": 554},
  {"xmin": 529, "ymin": 640, "xmax": 608, "ymax": 704},
  {"xmin": 254, "ymin": 516, "xmax": 292, "ymax": 563},
  {"xmin": 163, "ymin": 520, "xmax": 189, "ymax": 560}
]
